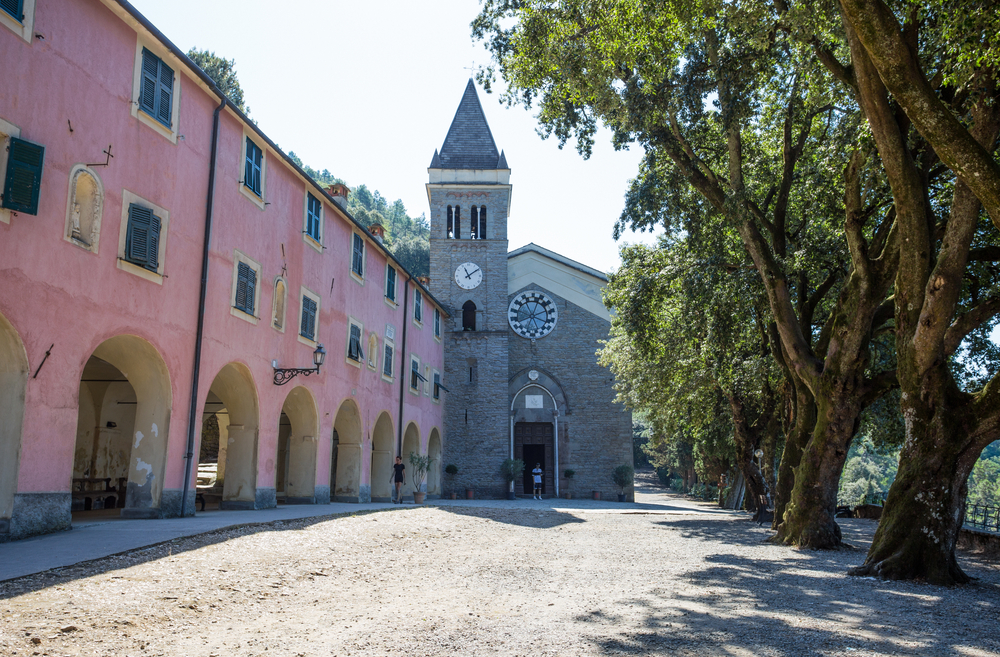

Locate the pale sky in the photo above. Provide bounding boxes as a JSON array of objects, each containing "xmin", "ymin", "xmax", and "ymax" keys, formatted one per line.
[{"xmin": 128, "ymin": 0, "xmax": 654, "ymax": 275}]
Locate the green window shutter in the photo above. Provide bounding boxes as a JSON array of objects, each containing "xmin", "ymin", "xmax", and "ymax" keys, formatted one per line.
[
  {"xmin": 235, "ymin": 262, "xmax": 255, "ymax": 314},
  {"xmin": 386, "ymin": 267, "xmax": 396, "ymax": 300},
  {"xmin": 349, "ymin": 325, "xmax": 362, "ymax": 361},
  {"xmin": 434, "ymin": 373, "xmax": 441, "ymax": 399},
  {"xmin": 301, "ymin": 296, "xmax": 317, "ymax": 340},
  {"xmin": 245, "ymin": 139, "xmax": 262, "ymax": 196},
  {"xmin": 414, "ymin": 291, "xmax": 422, "ymax": 322},
  {"xmin": 125, "ymin": 204, "xmax": 153, "ymax": 266},
  {"xmin": 2, "ymin": 137, "xmax": 45, "ymax": 215},
  {"xmin": 410, "ymin": 360, "xmax": 419, "ymax": 389},
  {"xmin": 383, "ymin": 345, "xmax": 393, "ymax": 377},
  {"xmin": 0, "ymin": 0, "xmax": 23, "ymax": 21},
  {"xmin": 156, "ymin": 61, "xmax": 174, "ymax": 126},
  {"xmin": 146, "ymin": 214, "xmax": 161, "ymax": 272},
  {"xmin": 307, "ymin": 194, "xmax": 321, "ymax": 240},
  {"xmin": 352, "ymin": 234, "xmax": 364, "ymax": 276}
]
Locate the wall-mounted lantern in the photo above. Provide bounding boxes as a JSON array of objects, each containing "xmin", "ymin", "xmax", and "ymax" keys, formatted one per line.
[{"xmin": 273, "ymin": 344, "xmax": 326, "ymax": 385}]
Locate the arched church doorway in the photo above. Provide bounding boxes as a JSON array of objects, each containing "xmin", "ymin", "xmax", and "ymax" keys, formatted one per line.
[
  {"xmin": 515, "ymin": 423, "xmax": 554, "ymax": 495},
  {"xmin": 427, "ymin": 428, "xmax": 442, "ymax": 496},
  {"xmin": 401, "ymin": 422, "xmax": 420, "ymax": 499},
  {"xmin": 276, "ymin": 386, "xmax": 318, "ymax": 504},
  {"xmin": 370, "ymin": 411, "xmax": 394, "ymax": 502},
  {"xmin": 0, "ymin": 311, "xmax": 28, "ymax": 539},
  {"xmin": 198, "ymin": 363, "xmax": 259, "ymax": 510},
  {"xmin": 332, "ymin": 399, "xmax": 362, "ymax": 502},
  {"xmin": 73, "ymin": 335, "xmax": 172, "ymax": 518}
]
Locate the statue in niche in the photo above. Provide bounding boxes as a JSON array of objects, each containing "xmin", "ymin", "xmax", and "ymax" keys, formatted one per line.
[{"xmin": 67, "ymin": 167, "xmax": 102, "ymax": 251}]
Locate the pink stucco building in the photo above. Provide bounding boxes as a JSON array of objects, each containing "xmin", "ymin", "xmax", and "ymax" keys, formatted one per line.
[{"xmin": 0, "ymin": 0, "xmax": 446, "ymax": 540}]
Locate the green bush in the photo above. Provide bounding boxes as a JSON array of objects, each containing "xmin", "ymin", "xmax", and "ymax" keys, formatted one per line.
[
  {"xmin": 612, "ymin": 464, "xmax": 634, "ymax": 493},
  {"xmin": 445, "ymin": 464, "xmax": 459, "ymax": 475},
  {"xmin": 501, "ymin": 458, "xmax": 525, "ymax": 483}
]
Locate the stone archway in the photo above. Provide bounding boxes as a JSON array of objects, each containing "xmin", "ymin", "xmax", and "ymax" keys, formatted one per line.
[
  {"xmin": 0, "ymin": 311, "xmax": 28, "ymax": 540},
  {"xmin": 370, "ymin": 412, "xmax": 394, "ymax": 503},
  {"xmin": 279, "ymin": 386, "xmax": 318, "ymax": 504},
  {"xmin": 73, "ymin": 335, "xmax": 172, "ymax": 518},
  {"xmin": 199, "ymin": 363, "xmax": 259, "ymax": 510},
  {"xmin": 401, "ymin": 422, "xmax": 420, "ymax": 499},
  {"xmin": 333, "ymin": 399, "xmax": 363, "ymax": 503},
  {"xmin": 427, "ymin": 428, "xmax": 442, "ymax": 496}
]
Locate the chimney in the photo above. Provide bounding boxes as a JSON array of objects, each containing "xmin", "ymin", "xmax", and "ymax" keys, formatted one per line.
[
  {"xmin": 369, "ymin": 223, "xmax": 386, "ymax": 243},
  {"xmin": 327, "ymin": 183, "xmax": 350, "ymax": 209},
  {"xmin": 417, "ymin": 275, "xmax": 431, "ymax": 287}
]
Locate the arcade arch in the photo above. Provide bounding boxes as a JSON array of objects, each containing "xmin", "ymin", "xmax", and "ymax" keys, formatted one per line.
[
  {"xmin": 427, "ymin": 428, "xmax": 442, "ymax": 496},
  {"xmin": 73, "ymin": 335, "xmax": 172, "ymax": 518},
  {"xmin": 370, "ymin": 411, "xmax": 394, "ymax": 502},
  {"xmin": 198, "ymin": 363, "xmax": 259, "ymax": 509},
  {"xmin": 276, "ymin": 386, "xmax": 318, "ymax": 503},
  {"xmin": 401, "ymin": 422, "xmax": 420, "ymax": 498},
  {"xmin": 0, "ymin": 311, "xmax": 28, "ymax": 537},
  {"xmin": 332, "ymin": 398, "xmax": 363, "ymax": 502}
]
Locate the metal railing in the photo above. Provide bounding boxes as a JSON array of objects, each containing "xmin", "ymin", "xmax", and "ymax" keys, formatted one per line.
[
  {"xmin": 965, "ymin": 504, "xmax": 1000, "ymax": 533},
  {"xmin": 835, "ymin": 492, "xmax": 999, "ymax": 534}
]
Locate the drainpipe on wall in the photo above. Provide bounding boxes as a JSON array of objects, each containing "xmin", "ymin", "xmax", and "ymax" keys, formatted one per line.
[
  {"xmin": 396, "ymin": 274, "xmax": 412, "ymax": 459},
  {"xmin": 180, "ymin": 95, "xmax": 227, "ymax": 518}
]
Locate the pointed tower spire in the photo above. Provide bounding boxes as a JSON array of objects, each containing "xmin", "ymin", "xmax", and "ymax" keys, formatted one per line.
[
  {"xmin": 497, "ymin": 149, "xmax": 508, "ymax": 169},
  {"xmin": 430, "ymin": 149, "xmax": 441, "ymax": 168},
  {"xmin": 436, "ymin": 79, "xmax": 501, "ymax": 169}
]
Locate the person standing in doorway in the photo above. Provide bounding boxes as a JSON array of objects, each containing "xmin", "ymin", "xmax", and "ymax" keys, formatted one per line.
[
  {"xmin": 391, "ymin": 456, "xmax": 405, "ymax": 504},
  {"xmin": 532, "ymin": 463, "xmax": 543, "ymax": 500}
]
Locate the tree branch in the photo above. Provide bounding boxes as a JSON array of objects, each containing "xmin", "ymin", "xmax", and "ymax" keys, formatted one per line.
[{"xmin": 943, "ymin": 294, "xmax": 1000, "ymax": 357}]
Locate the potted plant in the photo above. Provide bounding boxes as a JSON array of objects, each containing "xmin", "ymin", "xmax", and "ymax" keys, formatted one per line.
[
  {"xmin": 563, "ymin": 469, "xmax": 575, "ymax": 499},
  {"xmin": 409, "ymin": 451, "xmax": 432, "ymax": 504},
  {"xmin": 501, "ymin": 458, "xmax": 525, "ymax": 500},
  {"xmin": 612, "ymin": 464, "xmax": 634, "ymax": 502},
  {"xmin": 445, "ymin": 463, "xmax": 458, "ymax": 499}
]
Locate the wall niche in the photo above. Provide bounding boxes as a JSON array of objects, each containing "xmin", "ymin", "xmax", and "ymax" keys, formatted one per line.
[{"xmin": 64, "ymin": 165, "xmax": 104, "ymax": 253}]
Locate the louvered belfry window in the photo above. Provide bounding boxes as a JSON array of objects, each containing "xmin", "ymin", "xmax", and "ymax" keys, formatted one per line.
[
  {"xmin": 0, "ymin": 0, "xmax": 23, "ymax": 22},
  {"xmin": 244, "ymin": 138, "xmax": 262, "ymax": 196},
  {"xmin": 139, "ymin": 48, "xmax": 174, "ymax": 128},
  {"xmin": 234, "ymin": 262, "xmax": 256, "ymax": 315},
  {"xmin": 124, "ymin": 203, "xmax": 162, "ymax": 272},
  {"xmin": 300, "ymin": 296, "xmax": 317, "ymax": 340},
  {"xmin": 2, "ymin": 137, "xmax": 44, "ymax": 215}
]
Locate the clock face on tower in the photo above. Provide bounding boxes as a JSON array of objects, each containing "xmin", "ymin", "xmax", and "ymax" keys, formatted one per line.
[
  {"xmin": 455, "ymin": 262, "xmax": 483, "ymax": 290},
  {"xmin": 508, "ymin": 290, "xmax": 558, "ymax": 338}
]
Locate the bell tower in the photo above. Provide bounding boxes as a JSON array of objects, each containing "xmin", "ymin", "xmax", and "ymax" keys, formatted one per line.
[{"xmin": 427, "ymin": 80, "xmax": 511, "ymax": 497}]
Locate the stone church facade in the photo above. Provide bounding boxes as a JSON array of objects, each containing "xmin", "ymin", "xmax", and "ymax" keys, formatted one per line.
[{"xmin": 428, "ymin": 82, "xmax": 634, "ymax": 500}]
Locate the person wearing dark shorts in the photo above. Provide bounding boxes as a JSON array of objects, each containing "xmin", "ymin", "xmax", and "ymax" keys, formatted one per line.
[
  {"xmin": 391, "ymin": 456, "xmax": 405, "ymax": 504},
  {"xmin": 532, "ymin": 463, "xmax": 543, "ymax": 500}
]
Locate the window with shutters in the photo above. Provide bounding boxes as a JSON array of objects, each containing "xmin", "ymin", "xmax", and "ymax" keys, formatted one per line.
[
  {"xmin": 346, "ymin": 320, "xmax": 364, "ymax": 365},
  {"xmin": 1, "ymin": 136, "xmax": 44, "ymax": 215},
  {"xmin": 385, "ymin": 264, "xmax": 397, "ymax": 304},
  {"xmin": 409, "ymin": 355, "xmax": 421, "ymax": 393},
  {"xmin": 130, "ymin": 41, "xmax": 178, "ymax": 141},
  {"xmin": 138, "ymin": 49, "xmax": 174, "ymax": 128},
  {"xmin": 304, "ymin": 192, "xmax": 322, "ymax": 247},
  {"xmin": 434, "ymin": 308, "xmax": 441, "ymax": 339},
  {"xmin": 244, "ymin": 138, "xmax": 262, "ymax": 197},
  {"xmin": 228, "ymin": 250, "xmax": 262, "ymax": 324},
  {"xmin": 0, "ymin": 0, "xmax": 36, "ymax": 44},
  {"xmin": 433, "ymin": 371, "xmax": 441, "ymax": 401},
  {"xmin": 116, "ymin": 190, "xmax": 170, "ymax": 283},
  {"xmin": 413, "ymin": 289, "xmax": 423, "ymax": 324},
  {"xmin": 382, "ymin": 341, "xmax": 395, "ymax": 381},
  {"xmin": 298, "ymin": 287, "xmax": 320, "ymax": 345},
  {"xmin": 351, "ymin": 232, "xmax": 365, "ymax": 280}
]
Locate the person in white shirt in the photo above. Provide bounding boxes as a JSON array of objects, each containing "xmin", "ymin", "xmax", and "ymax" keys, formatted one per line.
[{"xmin": 532, "ymin": 463, "xmax": 543, "ymax": 500}]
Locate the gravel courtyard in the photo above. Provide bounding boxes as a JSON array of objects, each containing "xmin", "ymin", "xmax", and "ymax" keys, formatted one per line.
[{"xmin": 2, "ymin": 482, "xmax": 999, "ymax": 657}]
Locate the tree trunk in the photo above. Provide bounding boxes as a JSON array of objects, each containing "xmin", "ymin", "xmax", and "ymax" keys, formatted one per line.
[
  {"xmin": 850, "ymin": 368, "xmax": 981, "ymax": 584},
  {"xmin": 772, "ymin": 385, "xmax": 862, "ymax": 548},
  {"xmin": 773, "ymin": 373, "xmax": 816, "ymax": 529}
]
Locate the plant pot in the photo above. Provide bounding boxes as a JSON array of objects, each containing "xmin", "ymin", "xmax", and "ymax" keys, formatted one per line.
[
  {"xmin": 413, "ymin": 492, "xmax": 426, "ymax": 504},
  {"xmin": 506, "ymin": 491, "xmax": 516, "ymax": 500},
  {"xmin": 466, "ymin": 489, "xmax": 474, "ymax": 500},
  {"xmin": 618, "ymin": 493, "xmax": 627, "ymax": 502},
  {"xmin": 592, "ymin": 491, "xmax": 601, "ymax": 500},
  {"xmin": 450, "ymin": 492, "xmax": 457, "ymax": 500},
  {"xmin": 564, "ymin": 492, "xmax": 572, "ymax": 499}
]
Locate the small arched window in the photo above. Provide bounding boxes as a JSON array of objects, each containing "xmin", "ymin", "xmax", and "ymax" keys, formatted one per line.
[
  {"xmin": 470, "ymin": 206, "xmax": 479, "ymax": 239},
  {"xmin": 447, "ymin": 205, "xmax": 454, "ymax": 239},
  {"xmin": 272, "ymin": 279, "xmax": 287, "ymax": 330},
  {"xmin": 479, "ymin": 206, "xmax": 487, "ymax": 239},
  {"xmin": 462, "ymin": 300, "xmax": 477, "ymax": 331}
]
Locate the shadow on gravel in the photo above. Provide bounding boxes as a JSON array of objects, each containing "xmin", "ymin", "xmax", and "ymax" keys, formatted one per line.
[
  {"xmin": 585, "ymin": 517, "xmax": 1000, "ymax": 656},
  {"xmin": 435, "ymin": 505, "xmax": 586, "ymax": 529},
  {"xmin": 0, "ymin": 510, "xmax": 379, "ymax": 598}
]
